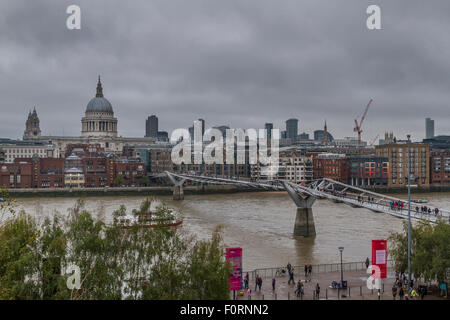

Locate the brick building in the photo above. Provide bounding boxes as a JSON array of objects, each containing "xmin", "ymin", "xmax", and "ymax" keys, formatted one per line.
[
  {"xmin": 430, "ymin": 150, "xmax": 450, "ymax": 186},
  {"xmin": 375, "ymin": 143, "xmax": 430, "ymax": 187},
  {"xmin": 348, "ymin": 156, "xmax": 389, "ymax": 186},
  {"xmin": 113, "ymin": 157, "xmax": 146, "ymax": 187},
  {"xmin": 312, "ymin": 153, "xmax": 349, "ymax": 183}
]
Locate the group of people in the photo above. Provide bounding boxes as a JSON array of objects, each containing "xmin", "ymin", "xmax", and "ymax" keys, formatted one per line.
[
  {"xmin": 415, "ymin": 205, "xmax": 439, "ymax": 216},
  {"xmin": 295, "ymin": 280, "xmax": 304, "ymax": 297},
  {"xmin": 391, "ymin": 273, "xmax": 426, "ymax": 300},
  {"xmin": 357, "ymin": 195, "xmax": 376, "ymax": 203},
  {"xmin": 304, "ymin": 264, "xmax": 313, "ymax": 277},
  {"xmin": 390, "ymin": 201, "xmax": 405, "ymax": 211}
]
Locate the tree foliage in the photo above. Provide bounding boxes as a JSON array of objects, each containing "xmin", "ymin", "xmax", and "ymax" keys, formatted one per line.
[
  {"xmin": 388, "ymin": 220, "xmax": 450, "ymax": 283},
  {"xmin": 0, "ymin": 198, "xmax": 231, "ymax": 300}
]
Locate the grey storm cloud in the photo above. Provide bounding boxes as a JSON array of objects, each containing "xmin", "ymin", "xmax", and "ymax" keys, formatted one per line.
[{"xmin": 1, "ymin": 0, "xmax": 450, "ymax": 142}]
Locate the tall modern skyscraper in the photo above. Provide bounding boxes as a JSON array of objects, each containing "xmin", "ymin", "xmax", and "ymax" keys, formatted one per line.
[
  {"xmin": 145, "ymin": 115, "xmax": 158, "ymax": 138},
  {"xmin": 265, "ymin": 123, "xmax": 273, "ymax": 139},
  {"xmin": 425, "ymin": 118, "xmax": 434, "ymax": 139},
  {"xmin": 198, "ymin": 119, "xmax": 205, "ymax": 136},
  {"xmin": 285, "ymin": 118, "xmax": 298, "ymax": 141}
]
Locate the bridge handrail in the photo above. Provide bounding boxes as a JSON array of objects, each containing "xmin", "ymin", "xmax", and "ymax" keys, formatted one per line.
[
  {"xmin": 163, "ymin": 172, "xmax": 450, "ymax": 223},
  {"xmin": 316, "ymin": 178, "xmax": 450, "ymax": 220}
]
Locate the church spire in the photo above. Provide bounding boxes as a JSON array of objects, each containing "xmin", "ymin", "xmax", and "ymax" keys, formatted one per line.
[
  {"xmin": 322, "ymin": 119, "xmax": 330, "ymax": 146},
  {"xmin": 96, "ymin": 75, "xmax": 103, "ymax": 97}
]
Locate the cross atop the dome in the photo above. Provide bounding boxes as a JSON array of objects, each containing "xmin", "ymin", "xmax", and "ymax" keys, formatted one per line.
[{"xmin": 96, "ymin": 75, "xmax": 103, "ymax": 98}]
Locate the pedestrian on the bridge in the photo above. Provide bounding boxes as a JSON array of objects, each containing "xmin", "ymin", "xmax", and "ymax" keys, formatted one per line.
[
  {"xmin": 255, "ymin": 275, "xmax": 259, "ymax": 291},
  {"xmin": 258, "ymin": 277, "xmax": 262, "ymax": 291},
  {"xmin": 272, "ymin": 277, "xmax": 276, "ymax": 291},
  {"xmin": 308, "ymin": 264, "xmax": 312, "ymax": 277},
  {"xmin": 304, "ymin": 264, "xmax": 308, "ymax": 277},
  {"xmin": 392, "ymin": 285, "xmax": 397, "ymax": 300},
  {"xmin": 365, "ymin": 257, "xmax": 370, "ymax": 269},
  {"xmin": 315, "ymin": 283, "xmax": 320, "ymax": 299},
  {"xmin": 288, "ymin": 268, "xmax": 295, "ymax": 285},
  {"xmin": 287, "ymin": 262, "xmax": 292, "ymax": 276}
]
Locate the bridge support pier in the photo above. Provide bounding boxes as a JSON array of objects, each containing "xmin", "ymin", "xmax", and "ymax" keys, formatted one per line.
[
  {"xmin": 293, "ymin": 197, "xmax": 316, "ymax": 237},
  {"xmin": 282, "ymin": 181, "xmax": 316, "ymax": 237},
  {"xmin": 173, "ymin": 185, "xmax": 184, "ymax": 200}
]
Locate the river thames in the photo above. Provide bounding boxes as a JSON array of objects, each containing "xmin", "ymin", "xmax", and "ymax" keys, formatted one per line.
[{"xmin": 6, "ymin": 191, "xmax": 450, "ymax": 271}]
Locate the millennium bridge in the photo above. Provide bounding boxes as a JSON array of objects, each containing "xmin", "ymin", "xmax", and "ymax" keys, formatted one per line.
[{"xmin": 161, "ymin": 171, "xmax": 450, "ymax": 237}]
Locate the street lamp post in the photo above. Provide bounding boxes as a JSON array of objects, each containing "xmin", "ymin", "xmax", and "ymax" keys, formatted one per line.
[
  {"xmin": 339, "ymin": 247, "xmax": 344, "ymax": 286},
  {"xmin": 407, "ymin": 134, "xmax": 412, "ymax": 294}
]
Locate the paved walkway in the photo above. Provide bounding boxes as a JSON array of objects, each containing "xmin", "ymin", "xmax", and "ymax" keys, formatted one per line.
[{"xmin": 233, "ymin": 269, "xmax": 446, "ymax": 300}]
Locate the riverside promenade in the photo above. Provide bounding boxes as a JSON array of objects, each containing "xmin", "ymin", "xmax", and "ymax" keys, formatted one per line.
[{"xmin": 233, "ymin": 261, "xmax": 446, "ymax": 300}]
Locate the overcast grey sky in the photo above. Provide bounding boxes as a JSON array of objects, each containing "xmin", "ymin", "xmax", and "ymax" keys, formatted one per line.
[{"xmin": 1, "ymin": 0, "xmax": 449, "ymax": 142}]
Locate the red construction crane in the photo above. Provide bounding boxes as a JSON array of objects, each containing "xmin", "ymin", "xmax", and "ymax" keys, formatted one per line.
[{"xmin": 354, "ymin": 99, "xmax": 373, "ymax": 146}]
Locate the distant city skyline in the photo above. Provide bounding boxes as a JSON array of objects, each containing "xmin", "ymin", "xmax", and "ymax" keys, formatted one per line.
[{"xmin": 1, "ymin": 0, "xmax": 450, "ymax": 142}]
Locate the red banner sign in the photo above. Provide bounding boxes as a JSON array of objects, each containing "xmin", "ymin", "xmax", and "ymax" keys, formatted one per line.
[
  {"xmin": 372, "ymin": 239, "xmax": 387, "ymax": 279},
  {"xmin": 226, "ymin": 247, "xmax": 242, "ymax": 291}
]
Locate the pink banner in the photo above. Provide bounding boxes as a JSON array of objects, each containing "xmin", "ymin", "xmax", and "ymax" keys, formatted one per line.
[
  {"xmin": 372, "ymin": 239, "xmax": 387, "ymax": 279},
  {"xmin": 226, "ymin": 247, "xmax": 242, "ymax": 291}
]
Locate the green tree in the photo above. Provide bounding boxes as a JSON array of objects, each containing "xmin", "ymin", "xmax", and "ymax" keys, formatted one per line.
[
  {"xmin": 140, "ymin": 176, "xmax": 150, "ymax": 187},
  {"xmin": 0, "ymin": 198, "xmax": 232, "ymax": 300},
  {"xmin": 0, "ymin": 211, "xmax": 40, "ymax": 299},
  {"xmin": 389, "ymin": 221, "xmax": 450, "ymax": 283},
  {"xmin": 113, "ymin": 175, "xmax": 124, "ymax": 187}
]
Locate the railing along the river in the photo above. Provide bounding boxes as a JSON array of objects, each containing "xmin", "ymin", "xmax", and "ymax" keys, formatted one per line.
[{"xmin": 244, "ymin": 260, "xmax": 394, "ymax": 281}]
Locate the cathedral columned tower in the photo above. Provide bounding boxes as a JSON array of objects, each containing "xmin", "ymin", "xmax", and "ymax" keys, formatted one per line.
[
  {"xmin": 81, "ymin": 76, "xmax": 118, "ymax": 137},
  {"xmin": 23, "ymin": 106, "xmax": 41, "ymax": 140}
]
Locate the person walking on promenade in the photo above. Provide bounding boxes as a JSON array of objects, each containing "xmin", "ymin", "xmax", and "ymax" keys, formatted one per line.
[
  {"xmin": 258, "ymin": 277, "xmax": 262, "ymax": 291},
  {"xmin": 411, "ymin": 288, "xmax": 419, "ymax": 300},
  {"xmin": 288, "ymin": 267, "xmax": 295, "ymax": 285},
  {"xmin": 272, "ymin": 277, "xmax": 276, "ymax": 291},
  {"xmin": 255, "ymin": 275, "xmax": 259, "ymax": 291},
  {"xmin": 315, "ymin": 283, "xmax": 320, "ymax": 299},
  {"xmin": 308, "ymin": 264, "xmax": 312, "ymax": 277},
  {"xmin": 365, "ymin": 257, "xmax": 370, "ymax": 269},
  {"xmin": 392, "ymin": 285, "xmax": 397, "ymax": 300},
  {"xmin": 295, "ymin": 280, "xmax": 302, "ymax": 297},
  {"xmin": 244, "ymin": 272, "xmax": 249, "ymax": 289},
  {"xmin": 304, "ymin": 264, "xmax": 308, "ymax": 277},
  {"xmin": 419, "ymin": 286, "xmax": 426, "ymax": 300},
  {"xmin": 399, "ymin": 287, "xmax": 404, "ymax": 300}
]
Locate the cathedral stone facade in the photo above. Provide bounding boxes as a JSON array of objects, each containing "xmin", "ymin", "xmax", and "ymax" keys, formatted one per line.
[
  {"xmin": 23, "ymin": 107, "xmax": 41, "ymax": 140},
  {"xmin": 81, "ymin": 76, "xmax": 118, "ymax": 137},
  {"xmin": 22, "ymin": 77, "xmax": 166, "ymax": 157}
]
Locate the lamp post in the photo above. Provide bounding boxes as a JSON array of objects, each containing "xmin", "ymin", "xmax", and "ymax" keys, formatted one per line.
[
  {"xmin": 339, "ymin": 247, "xmax": 344, "ymax": 285},
  {"xmin": 407, "ymin": 134, "xmax": 412, "ymax": 294}
]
